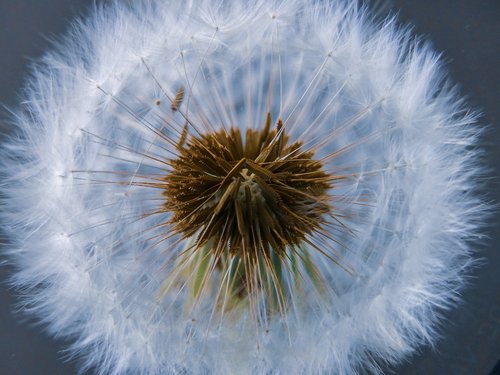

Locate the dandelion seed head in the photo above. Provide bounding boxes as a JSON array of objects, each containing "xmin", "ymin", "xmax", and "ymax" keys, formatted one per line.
[{"xmin": 0, "ymin": 0, "xmax": 487, "ymax": 374}]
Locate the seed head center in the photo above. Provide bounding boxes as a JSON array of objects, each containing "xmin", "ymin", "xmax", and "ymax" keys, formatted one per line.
[
  {"xmin": 236, "ymin": 169, "xmax": 263, "ymax": 204},
  {"xmin": 161, "ymin": 113, "xmax": 334, "ymax": 311}
]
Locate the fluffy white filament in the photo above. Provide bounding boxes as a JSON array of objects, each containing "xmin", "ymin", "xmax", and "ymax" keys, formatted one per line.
[{"xmin": 0, "ymin": 1, "xmax": 486, "ymax": 374}]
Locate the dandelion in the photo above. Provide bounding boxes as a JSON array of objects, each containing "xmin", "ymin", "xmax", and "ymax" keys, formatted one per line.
[{"xmin": 0, "ymin": 0, "xmax": 487, "ymax": 374}]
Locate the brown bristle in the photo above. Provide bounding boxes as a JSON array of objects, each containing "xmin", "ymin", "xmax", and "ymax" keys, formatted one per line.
[
  {"xmin": 160, "ymin": 112, "xmax": 339, "ymax": 316},
  {"xmin": 176, "ymin": 122, "xmax": 189, "ymax": 151}
]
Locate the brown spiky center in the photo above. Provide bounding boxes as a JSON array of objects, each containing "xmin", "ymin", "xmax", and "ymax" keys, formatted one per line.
[{"xmin": 162, "ymin": 113, "xmax": 334, "ymax": 314}]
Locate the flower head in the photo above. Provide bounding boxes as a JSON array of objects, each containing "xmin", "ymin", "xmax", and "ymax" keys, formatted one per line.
[{"xmin": 0, "ymin": 0, "xmax": 486, "ymax": 374}]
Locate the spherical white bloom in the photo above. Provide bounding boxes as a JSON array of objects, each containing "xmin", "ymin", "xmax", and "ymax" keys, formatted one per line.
[{"xmin": 0, "ymin": 1, "xmax": 487, "ymax": 374}]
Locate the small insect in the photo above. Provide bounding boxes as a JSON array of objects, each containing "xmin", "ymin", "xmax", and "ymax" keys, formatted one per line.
[{"xmin": 171, "ymin": 86, "xmax": 184, "ymax": 112}]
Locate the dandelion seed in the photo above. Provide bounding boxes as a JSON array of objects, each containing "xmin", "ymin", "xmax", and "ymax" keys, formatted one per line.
[
  {"xmin": 170, "ymin": 86, "xmax": 185, "ymax": 112},
  {"xmin": 0, "ymin": 1, "xmax": 488, "ymax": 374}
]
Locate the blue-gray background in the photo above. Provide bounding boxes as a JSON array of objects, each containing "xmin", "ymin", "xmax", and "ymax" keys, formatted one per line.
[{"xmin": 0, "ymin": 1, "xmax": 498, "ymax": 374}]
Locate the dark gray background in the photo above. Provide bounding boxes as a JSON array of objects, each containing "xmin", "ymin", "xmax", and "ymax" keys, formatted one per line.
[{"xmin": 0, "ymin": 1, "xmax": 498, "ymax": 374}]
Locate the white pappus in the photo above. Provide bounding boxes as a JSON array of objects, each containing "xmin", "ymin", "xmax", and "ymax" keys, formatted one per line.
[{"xmin": 0, "ymin": 1, "xmax": 488, "ymax": 374}]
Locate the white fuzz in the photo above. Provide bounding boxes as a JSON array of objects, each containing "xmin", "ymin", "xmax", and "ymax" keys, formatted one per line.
[{"xmin": 0, "ymin": 1, "xmax": 487, "ymax": 374}]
